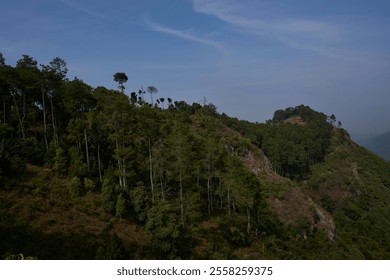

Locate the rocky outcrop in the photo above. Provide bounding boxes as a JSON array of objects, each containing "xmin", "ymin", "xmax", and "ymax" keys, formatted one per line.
[{"xmin": 269, "ymin": 187, "xmax": 336, "ymax": 241}]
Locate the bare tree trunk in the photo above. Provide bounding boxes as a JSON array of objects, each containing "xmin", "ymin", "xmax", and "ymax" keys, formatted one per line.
[
  {"xmin": 255, "ymin": 210, "xmax": 260, "ymax": 238},
  {"xmin": 97, "ymin": 140, "xmax": 102, "ymax": 182},
  {"xmin": 22, "ymin": 91, "xmax": 26, "ymax": 129},
  {"xmin": 118, "ymin": 158, "xmax": 122, "ymax": 187},
  {"xmin": 3, "ymin": 95, "xmax": 6, "ymax": 124},
  {"xmin": 149, "ymin": 138, "xmax": 155, "ymax": 203},
  {"xmin": 118, "ymin": 166, "xmax": 122, "ymax": 187},
  {"xmin": 41, "ymin": 86, "xmax": 48, "ymax": 150},
  {"xmin": 247, "ymin": 202, "xmax": 251, "ymax": 234},
  {"xmin": 122, "ymin": 140, "xmax": 126, "ymax": 190},
  {"xmin": 207, "ymin": 156, "xmax": 212, "ymax": 216},
  {"xmin": 115, "ymin": 122, "xmax": 122, "ymax": 188},
  {"xmin": 197, "ymin": 174, "xmax": 201, "ymax": 201},
  {"xmin": 159, "ymin": 171, "xmax": 165, "ymax": 202},
  {"xmin": 227, "ymin": 185, "xmax": 231, "ymax": 217},
  {"xmin": 180, "ymin": 169, "xmax": 184, "ymax": 227},
  {"xmin": 84, "ymin": 127, "xmax": 90, "ymax": 172},
  {"xmin": 123, "ymin": 162, "xmax": 127, "ymax": 189},
  {"xmin": 207, "ymin": 176, "xmax": 211, "ymax": 216},
  {"xmin": 12, "ymin": 94, "xmax": 25, "ymax": 139},
  {"xmin": 49, "ymin": 96, "xmax": 58, "ymax": 145},
  {"xmin": 210, "ymin": 181, "xmax": 213, "ymax": 213}
]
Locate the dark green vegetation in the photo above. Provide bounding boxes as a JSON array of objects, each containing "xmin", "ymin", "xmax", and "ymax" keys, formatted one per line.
[{"xmin": 1, "ymin": 53, "xmax": 390, "ymax": 259}]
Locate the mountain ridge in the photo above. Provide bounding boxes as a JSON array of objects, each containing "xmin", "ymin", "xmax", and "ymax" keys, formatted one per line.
[{"xmin": 1, "ymin": 55, "xmax": 390, "ymax": 259}]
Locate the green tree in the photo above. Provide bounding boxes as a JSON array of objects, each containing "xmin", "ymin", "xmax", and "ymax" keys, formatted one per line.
[
  {"xmin": 101, "ymin": 167, "xmax": 118, "ymax": 213},
  {"xmin": 113, "ymin": 72, "xmax": 128, "ymax": 93},
  {"xmin": 0, "ymin": 52, "xmax": 5, "ymax": 66},
  {"xmin": 115, "ymin": 193, "xmax": 126, "ymax": 219},
  {"xmin": 12, "ymin": 55, "xmax": 40, "ymax": 140},
  {"xmin": 145, "ymin": 202, "xmax": 182, "ymax": 257},
  {"xmin": 16, "ymin": 54, "xmax": 38, "ymax": 68},
  {"xmin": 40, "ymin": 59, "xmax": 68, "ymax": 146},
  {"xmin": 329, "ymin": 114, "xmax": 336, "ymax": 126},
  {"xmin": 53, "ymin": 146, "xmax": 67, "ymax": 175},
  {"xmin": 70, "ymin": 176, "xmax": 82, "ymax": 195},
  {"xmin": 48, "ymin": 57, "xmax": 68, "ymax": 80},
  {"xmin": 130, "ymin": 182, "xmax": 151, "ymax": 222},
  {"xmin": 68, "ymin": 146, "xmax": 87, "ymax": 178},
  {"xmin": 84, "ymin": 177, "xmax": 95, "ymax": 192}
]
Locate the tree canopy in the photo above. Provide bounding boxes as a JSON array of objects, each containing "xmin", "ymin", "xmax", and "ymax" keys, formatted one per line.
[{"xmin": 113, "ymin": 72, "xmax": 128, "ymax": 93}]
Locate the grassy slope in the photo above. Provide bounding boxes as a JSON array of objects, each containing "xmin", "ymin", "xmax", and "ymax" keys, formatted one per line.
[{"xmin": 0, "ymin": 165, "xmax": 144, "ymax": 259}]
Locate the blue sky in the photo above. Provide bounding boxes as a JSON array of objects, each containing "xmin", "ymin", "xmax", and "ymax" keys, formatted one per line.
[{"xmin": 1, "ymin": 0, "xmax": 390, "ymax": 141}]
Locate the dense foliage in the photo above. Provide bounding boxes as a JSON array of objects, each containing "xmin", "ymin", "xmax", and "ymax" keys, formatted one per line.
[
  {"xmin": 1, "ymin": 53, "xmax": 390, "ymax": 260},
  {"xmin": 221, "ymin": 105, "xmax": 334, "ymax": 178}
]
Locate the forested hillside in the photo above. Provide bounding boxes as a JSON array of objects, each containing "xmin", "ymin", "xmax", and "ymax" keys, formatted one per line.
[{"xmin": 1, "ymin": 53, "xmax": 390, "ymax": 260}]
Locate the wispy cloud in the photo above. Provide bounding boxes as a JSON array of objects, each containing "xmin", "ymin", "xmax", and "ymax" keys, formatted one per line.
[
  {"xmin": 59, "ymin": 1, "xmax": 222, "ymax": 50},
  {"xmin": 58, "ymin": 0, "xmax": 110, "ymax": 20},
  {"xmin": 192, "ymin": 0, "xmax": 347, "ymax": 58},
  {"xmin": 144, "ymin": 19, "xmax": 222, "ymax": 50}
]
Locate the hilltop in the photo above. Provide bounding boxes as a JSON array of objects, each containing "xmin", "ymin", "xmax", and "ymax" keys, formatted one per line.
[{"xmin": 1, "ymin": 55, "xmax": 390, "ymax": 259}]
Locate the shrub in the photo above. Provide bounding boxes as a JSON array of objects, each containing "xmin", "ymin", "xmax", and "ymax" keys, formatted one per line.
[
  {"xmin": 219, "ymin": 217, "xmax": 250, "ymax": 247},
  {"xmin": 101, "ymin": 177, "xmax": 116, "ymax": 213},
  {"xmin": 130, "ymin": 182, "xmax": 150, "ymax": 222},
  {"xmin": 320, "ymin": 193, "xmax": 336, "ymax": 213},
  {"xmin": 53, "ymin": 147, "xmax": 67, "ymax": 176},
  {"xmin": 84, "ymin": 178, "xmax": 95, "ymax": 193},
  {"xmin": 70, "ymin": 176, "xmax": 82, "ymax": 195},
  {"xmin": 115, "ymin": 193, "xmax": 127, "ymax": 219}
]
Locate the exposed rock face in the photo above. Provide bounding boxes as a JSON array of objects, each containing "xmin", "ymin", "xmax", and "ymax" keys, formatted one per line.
[
  {"xmin": 312, "ymin": 202, "xmax": 336, "ymax": 240},
  {"xmin": 269, "ymin": 188, "xmax": 336, "ymax": 241},
  {"xmin": 241, "ymin": 149, "xmax": 273, "ymax": 176},
  {"xmin": 284, "ymin": 116, "xmax": 304, "ymax": 125},
  {"xmin": 223, "ymin": 137, "xmax": 278, "ymax": 177}
]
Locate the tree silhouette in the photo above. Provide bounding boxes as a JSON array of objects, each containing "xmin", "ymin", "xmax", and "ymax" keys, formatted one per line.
[
  {"xmin": 147, "ymin": 86, "xmax": 158, "ymax": 105},
  {"xmin": 113, "ymin": 72, "xmax": 128, "ymax": 93},
  {"xmin": 48, "ymin": 57, "xmax": 68, "ymax": 80},
  {"xmin": 0, "ymin": 52, "xmax": 5, "ymax": 66}
]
